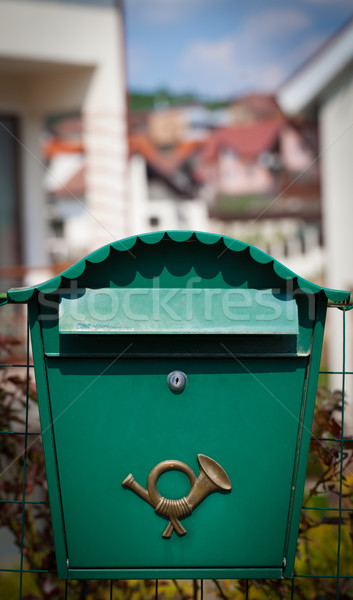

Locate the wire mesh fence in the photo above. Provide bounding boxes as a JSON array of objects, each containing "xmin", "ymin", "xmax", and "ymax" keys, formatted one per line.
[{"xmin": 0, "ymin": 302, "xmax": 352, "ymax": 599}]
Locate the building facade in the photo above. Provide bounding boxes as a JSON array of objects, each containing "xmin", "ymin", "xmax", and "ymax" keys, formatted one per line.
[
  {"xmin": 278, "ymin": 17, "xmax": 353, "ymax": 426},
  {"xmin": 0, "ymin": 0, "xmax": 129, "ymax": 273}
]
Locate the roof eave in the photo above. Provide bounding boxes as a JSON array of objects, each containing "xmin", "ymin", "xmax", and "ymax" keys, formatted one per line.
[{"xmin": 278, "ymin": 20, "xmax": 353, "ymax": 115}]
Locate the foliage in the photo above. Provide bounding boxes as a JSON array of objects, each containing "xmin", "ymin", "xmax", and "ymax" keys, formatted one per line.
[
  {"xmin": 1, "ymin": 335, "xmax": 353, "ymax": 599},
  {"xmin": 128, "ymin": 90, "xmax": 229, "ymax": 113},
  {"xmin": 215, "ymin": 194, "xmax": 275, "ymax": 216}
]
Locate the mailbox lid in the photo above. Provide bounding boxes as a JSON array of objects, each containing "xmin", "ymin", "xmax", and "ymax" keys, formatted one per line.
[
  {"xmin": 46, "ymin": 354, "xmax": 307, "ymax": 572},
  {"xmin": 6, "ymin": 231, "xmax": 351, "ymax": 306},
  {"xmin": 58, "ymin": 288, "xmax": 299, "ymax": 335}
]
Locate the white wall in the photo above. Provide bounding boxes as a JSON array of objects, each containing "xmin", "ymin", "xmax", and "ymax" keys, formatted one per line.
[
  {"xmin": 319, "ymin": 70, "xmax": 353, "ymax": 431},
  {"xmin": 0, "ymin": 0, "xmax": 128, "ymax": 266}
]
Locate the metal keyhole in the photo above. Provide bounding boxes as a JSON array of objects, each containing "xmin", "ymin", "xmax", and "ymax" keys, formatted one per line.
[{"xmin": 167, "ymin": 371, "xmax": 187, "ymax": 392}]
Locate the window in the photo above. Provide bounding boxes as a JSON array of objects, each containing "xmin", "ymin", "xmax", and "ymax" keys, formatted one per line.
[
  {"xmin": 0, "ymin": 116, "xmax": 21, "ymax": 268},
  {"xmin": 149, "ymin": 216, "xmax": 159, "ymax": 227}
]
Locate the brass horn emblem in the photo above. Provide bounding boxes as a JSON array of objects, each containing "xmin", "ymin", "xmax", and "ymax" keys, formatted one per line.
[{"xmin": 122, "ymin": 454, "xmax": 231, "ymax": 538}]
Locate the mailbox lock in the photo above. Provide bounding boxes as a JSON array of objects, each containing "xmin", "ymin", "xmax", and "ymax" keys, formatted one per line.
[{"xmin": 167, "ymin": 371, "xmax": 187, "ymax": 392}]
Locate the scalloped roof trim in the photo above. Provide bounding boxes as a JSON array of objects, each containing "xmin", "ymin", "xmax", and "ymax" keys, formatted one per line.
[{"xmin": 5, "ymin": 231, "xmax": 350, "ymax": 303}]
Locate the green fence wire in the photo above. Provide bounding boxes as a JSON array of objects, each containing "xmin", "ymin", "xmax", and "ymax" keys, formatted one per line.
[{"xmin": 0, "ymin": 302, "xmax": 352, "ymax": 599}]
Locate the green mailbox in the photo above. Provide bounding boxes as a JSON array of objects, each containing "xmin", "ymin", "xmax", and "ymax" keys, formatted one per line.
[{"xmin": 1, "ymin": 231, "xmax": 350, "ymax": 580}]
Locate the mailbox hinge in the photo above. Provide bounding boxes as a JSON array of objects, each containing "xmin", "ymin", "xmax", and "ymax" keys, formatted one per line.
[
  {"xmin": 66, "ymin": 558, "xmax": 70, "ymax": 569},
  {"xmin": 281, "ymin": 557, "xmax": 286, "ymax": 578}
]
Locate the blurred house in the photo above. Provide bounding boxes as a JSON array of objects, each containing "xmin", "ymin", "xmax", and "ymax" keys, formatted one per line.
[
  {"xmin": 278, "ymin": 16, "xmax": 353, "ymax": 291},
  {"xmin": 198, "ymin": 117, "xmax": 319, "ymax": 212},
  {"xmin": 228, "ymin": 93, "xmax": 282, "ymax": 124},
  {"xmin": 278, "ymin": 15, "xmax": 353, "ymax": 421},
  {"xmin": 129, "ymin": 134, "xmax": 202, "ymax": 195},
  {"xmin": 129, "ymin": 134, "xmax": 209, "ymax": 232},
  {"xmin": 195, "ymin": 116, "xmax": 322, "ymax": 273},
  {"xmin": 0, "ymin": 0, "xmax": 128, "ymax": 278},
  {"xmin": 147, "ymin": 104, "xmax": 230, "ymax": 146},
  {"xmin": 127, "ymin": 107, "xmax": 323, "ymax": 278},
  {"xmin": 41, "ymin": 87, "xmax": 323, "ymax": 282},
  {"xmin": 44, "ymin": 129, "xmax": 209, "ymax": 240}
]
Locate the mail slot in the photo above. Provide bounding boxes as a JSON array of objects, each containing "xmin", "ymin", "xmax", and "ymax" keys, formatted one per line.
[{"xmin": 2, "ymin": 231, "xmax": 350, "ymax": 580}]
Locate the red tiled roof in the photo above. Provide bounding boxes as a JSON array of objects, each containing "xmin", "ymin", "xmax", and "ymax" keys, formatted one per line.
[
  {"xmin": 129, "ymin": 135, "xmax": 203, "ymax": 174},
  {"xmin": 44, "ymin": 140, "xmax": 84, "ymax": 160},
  {"xmin": 201, "ymin": 118, "xmax": 284, "ymax": 162},
  {"xmin": 229, "ymin": 93, "xmax": 281, "ymax": 117}
]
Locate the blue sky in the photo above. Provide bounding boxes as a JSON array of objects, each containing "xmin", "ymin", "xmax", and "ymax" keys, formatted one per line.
[{"xmin": 124, "ymin": 0, "xmax": 353, "ymax": 98}]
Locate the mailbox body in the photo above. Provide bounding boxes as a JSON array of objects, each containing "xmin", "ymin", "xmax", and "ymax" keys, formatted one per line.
[{"xmin": 4, "ymin": 231, "xmax": 350, "ymax": 580}]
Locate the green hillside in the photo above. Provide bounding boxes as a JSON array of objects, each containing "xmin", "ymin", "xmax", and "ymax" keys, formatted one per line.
[{"xmin": 128, "ymin": 90, "xmax": 229, "ymax": 112}]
